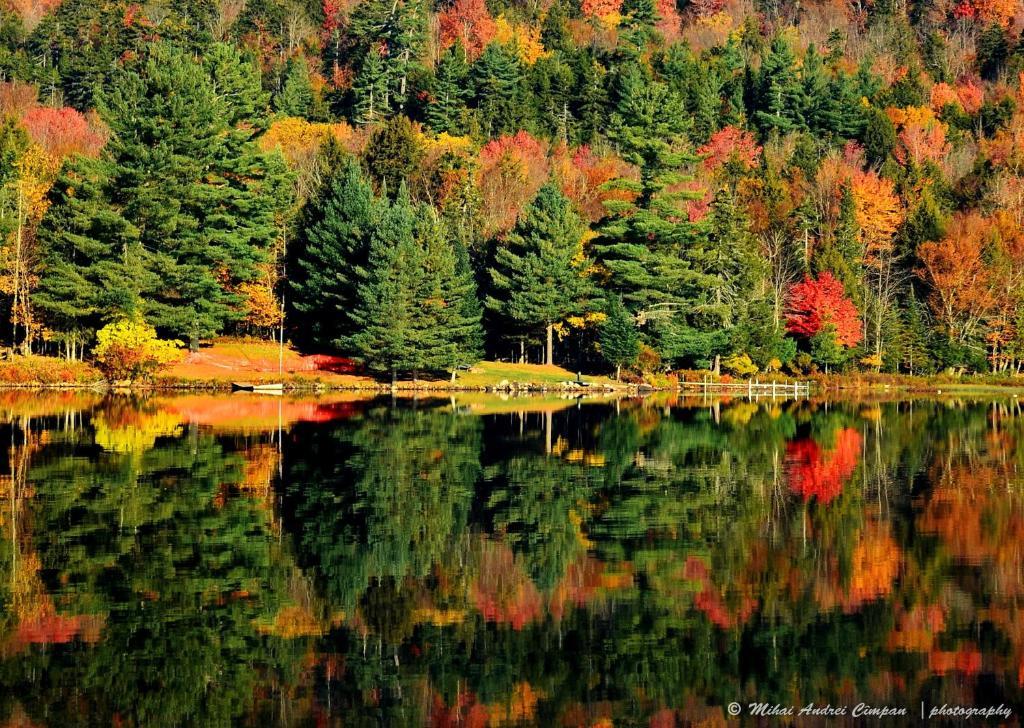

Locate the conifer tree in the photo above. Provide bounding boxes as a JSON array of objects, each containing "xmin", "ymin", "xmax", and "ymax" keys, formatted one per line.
[
  {"xmin": 290, "ymin": 156, "xmax": 378, "ymax": 349},
  {"xmin": 353, "ymin": 46, "xmax": 391, "ymax": 124},
  {"xmin": 35, "ymin": 43, "xmax": 291, "ymax": 349},
  {"xmin": 427, "ymin": 42, "xmax": 471, "ymax": 135},
  {"xmin": 472, "ymin": 43, "xmax": 525, "ymax": 137},
  {"xmin": 687, "ymin": 189, "xmax": 763, "ymax": 361},
  {"xmin": 275, "ymin": 56, "xmax": 315, "ymax": 117},
  {"xmin": 487, "ymin": 183, "xmax": 593, "ymax": 366},
  {"xmin": 594, "ymin": 65, "xmax": 705, "ymax": 364},
  {"xmin": 413, "ymin": 206, "xmax": 484, "ymax": 375},
  {"xmin": 754, "ymin": 35, "xmax": 805, "ymax": 134},
  {"xmin": 600, "ymin": 296, "xmax": 640, "ymax": 380},
  {"xmin": 344, "ymin": 185, "xmax": 421, "ymax": 381},
  {"xmin": 812, "ymin": 184, "xmax": 862, "ymax": 304}
]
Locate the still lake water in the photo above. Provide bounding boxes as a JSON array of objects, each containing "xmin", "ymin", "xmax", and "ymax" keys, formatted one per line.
[{"xmin": 0, "ymin": 390, "xmax": 1022, "ymax": 726}]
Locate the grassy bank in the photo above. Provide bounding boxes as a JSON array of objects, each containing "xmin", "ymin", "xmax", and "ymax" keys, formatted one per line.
[
  {"xmin": 5, "ymin": 339, "xmax": 1024, "ymax": 395},
  {"xmin": 0, "ymin": 340, "xmax": 620, "ymax": 391}
]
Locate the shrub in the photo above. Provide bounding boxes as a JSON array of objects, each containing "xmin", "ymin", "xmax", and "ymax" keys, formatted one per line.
[
  {"xmin": 722, "ymin": 352, "xmax": 759, "ymax": 377},
  {"xmin": 93, "ymin": 318, "xmax": 183, "ymax": 383}
]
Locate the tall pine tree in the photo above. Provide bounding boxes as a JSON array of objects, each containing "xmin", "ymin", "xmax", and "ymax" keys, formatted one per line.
[
  {"xmin": 35, "ymin": 43, "xmax": 292, "ymax": 349},
  {"xmin": 290, "ymin": 156, "xmax": 378, "ymax": 349},
  {"xmin": 487, "ymin": 183, "xmax": 593, "ymax": 366}
]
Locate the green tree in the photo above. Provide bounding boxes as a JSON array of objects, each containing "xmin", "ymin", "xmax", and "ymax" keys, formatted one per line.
[
  {"xmin": 363, "ymin": 115, "xmax": 424, "ymax": 194},
  {"xmin": 600, "ymin": 295, "xmax": 640, "ymax": 379},
  {"xmin": 754, "ymin": 35, "xmax": 805, "ymax": 134},
  {"xmin": 595, "ymin": 65, "xmax": 705, "ymax": 365},
  {"xmin": 811, "ymin": 324, "xmax": 849, "ymax": 373},
  {"xmin": 472, "ymin": 43, "xmax": 526, "ymax": 137},
  {"xmin": 274, "ymin": 55, "xmax": 315, "ymax": 117},
  {"xmin": 37, "ymin": 43, "xmax": 291, "ymax": 350},
  {"xmin": 343, "ymin": 185, "xmax": 421, "ymax": 381},
  {"xmin": 487, "ymin": 183, "xmax": 593, "ymax": 366},
  {"xmin": 414, "ymin": 205, "xmax": 484, "ymax": 375},
  {"xmin": 427, "ymin": 42, "xmax": 471, "ymax": 135},
  {"xmin": 290, "ymin": 156, "xmax": 378, "ymax": 349},
  {"xmin": 353, "ymin": 46, "xmax": 392, "ymax": 124}
]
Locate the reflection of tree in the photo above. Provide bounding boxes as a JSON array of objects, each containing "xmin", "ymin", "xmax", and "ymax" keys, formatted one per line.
[
  {"xmin": 5, "ymin": 395, "xmax": 1024, "ymax": 724},
  {"xmin": 282, "ymin": 404, "xmax": 482, "ymax": 612},
  {"xmin": 785, "ymin": 426, "xmax": 861, "ymax": 504},
  {"xmin": 0, "ymin": 422, "xmax": 303, "ymax": 727}
]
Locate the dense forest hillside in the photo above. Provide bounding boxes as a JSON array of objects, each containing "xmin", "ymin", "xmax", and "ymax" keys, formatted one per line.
[{"xmin": 0, "ymin": 0, "xmax": 1023, "ymax": 378}]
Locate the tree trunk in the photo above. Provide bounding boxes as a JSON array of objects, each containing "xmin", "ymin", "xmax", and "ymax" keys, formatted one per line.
[
  {"xmin": 546, "ymin": 323, "xmax": 553, "ymax": 366},
  {"xmin": 616, "ymin": 364, "xmax": 621, "ymax": 381}
]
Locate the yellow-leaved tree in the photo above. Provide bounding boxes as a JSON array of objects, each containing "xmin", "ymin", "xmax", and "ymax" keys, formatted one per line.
[{"xmin": 93, "ymin": 318, "xmax": 183, "ymax": 384}]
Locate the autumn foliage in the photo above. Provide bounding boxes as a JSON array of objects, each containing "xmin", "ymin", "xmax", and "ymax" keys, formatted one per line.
[
  {"xmin": 785, "ymin": 273, "xmax": 863, "ymax": 347},
  {"xmin": 785, "ymin": 427, "xmax": 862, "ymax": 504}
]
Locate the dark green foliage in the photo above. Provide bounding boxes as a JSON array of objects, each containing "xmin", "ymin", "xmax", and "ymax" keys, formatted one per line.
[
  {"xmin": 472, "ymin": 43, "xmax": 527, "ymax": 137},
  {"xmin": 348, "ymin": 0, "xmax": 427, "ymax": 116},
  {"xmin": 811, "ymin": 324, "xmax": 850, "ymax": 372},
  {"xmin": 290, "ymin": 156, "xmax": 378, "ymax": 349},
  {"xmin": 427, "ymin": 42, "xmax": 471, "ymax": 135},
  {"xmin": 600, "ymin": 295, "xmax": 640, "ymax": 378},
  {"xmin": 486, "ymin": 183, "xmax": 594, "ymax": 365},
  {"xmin": 35, "ymin": 43, "xmax": 292, "ymax": 348},
  {"xmin": 754, "ymin": 35, "xmax": 806, "ymax": 134},
  {"xmin": 274, "ymin": 56, "xmax": 316, "ymax": 117},
  {"xmin": 862, "ymin": 106, "xmax": 897, "ymax": 166},
  {"xmin": 978, "ymin": 23, "xmax": 1010, "ymax": 80},
  {"xmin": 344, "ymin": 185, "xmax": 483, "ymax": 377},
  {"xmin": 353, "ymin": 46, "xmax": 392, "ymax": 124},
  {"xmin": 363, "ymin": 115, "xmax": 424, "ymax": 194},
  {"xmin": 343, "ymin": 185, "xmax": 423, "ymax": 377}
]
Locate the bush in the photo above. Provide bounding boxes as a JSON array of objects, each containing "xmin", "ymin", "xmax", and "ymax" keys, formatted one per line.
[
  {"xmin": 93, "ymin": 318, "xmax": 183, "ymax": 383},
  {"xmin": 722, "ymin": 352, "xmax": 759, "ymax": 377},
  {"xmin": 0, "ymin": 355, "xmax": 101, "ymax": 385}
]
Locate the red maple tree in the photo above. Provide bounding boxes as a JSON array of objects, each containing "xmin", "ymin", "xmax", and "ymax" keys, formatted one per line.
[{"xmin": 785, "ymin": 272, "xmax": 863, "ymax": 347}]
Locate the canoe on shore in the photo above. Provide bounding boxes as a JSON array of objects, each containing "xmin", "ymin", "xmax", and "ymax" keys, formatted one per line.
[{"xmin": 231, "ymin": 382, "xmax": 285, "ymax": 393}]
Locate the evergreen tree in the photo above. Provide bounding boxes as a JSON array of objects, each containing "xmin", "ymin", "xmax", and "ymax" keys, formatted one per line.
[
  {"xmin": 353, "ymin": 46, "xmax": 391, "ymax": 124},
  {"xmin": 862, "ymin": 106, "xmax": 897, "ymax": 166},
  {"xmin": 600, "ymin": 296, "xmax": 640, "ymax": 380},
  {"xmin": 595, "ymin": 65, "xmax": 705, "ymax": 365},
  {"xmin": 486, "ymin": 183, "xmax": 593, "ymax": 366},
  {"xmin": 363, "ymin": 115, "xmax": 424, "ymax": 194},
  {"xmin": 414, "ymin": 206, "xmax": 484, "ymax": 375},
  {"xmin": 812, "ymin": 184, "xmax": 862, "ymax": 303},
  {"xmin": 427, "ymin": 42, "xmax": 471, "ymax": 135},
  {"xmin": 472, "ymin": 43, "xmax": 526, "ymax": 137},
  {"xmin": 754, "ymin": 35, "xmax": 806, "ymax": 134},
  {"xmin": 274, "ymin": 56, "xmax": 315, "ymax": 117},
  {"xmin": 687, "ymin": 189, "xmax": 763, "ymax": 362},
  {"xmin": 35, "ymin": 43, "xmax": 291, "ymax": 349},
  {"xmin": 811, "ymin": 324, "xmax": 849, "ymax": 373},
  {"xmin": 898, "ymin": 293, "xmax": 934, "ymax": 375},
  {"xmin": 348, "ymin": 0, "xmax": 427, "ymax": 113},
  {"xmin": 344, "ymin": 185, "xmax": 422, "ymax": 380},
  {"xmin": 290, "ymin": 156, "xmax": 378, "ymax": 349}
]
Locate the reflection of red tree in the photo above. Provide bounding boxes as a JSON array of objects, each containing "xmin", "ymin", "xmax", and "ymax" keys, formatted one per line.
[
  {"xmin": 548, "ymin": 555, "xmax": 634, "ymax": 622},
  {"xmin": 471, "ymin": 540, "xmax": 542, "ymax": 630},
  {"xmin": 786, "ymin": 428, "xmax": 862, "ymax": 504},
  {"xmin": 13, "ymin": 614, "xmax": 103, "ymax": 646},
  {"xmin": 684, "ymin": 556, "xmax": 757, "ymax": 629}
]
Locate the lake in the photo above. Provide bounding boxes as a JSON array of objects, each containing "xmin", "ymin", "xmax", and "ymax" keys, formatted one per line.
[{"xmin": 0, "ymin": 390, "xmax": 1021, "ymax": 725}]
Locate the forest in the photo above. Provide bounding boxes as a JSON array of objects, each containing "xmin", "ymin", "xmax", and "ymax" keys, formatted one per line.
[{"xmin": 0, "ymin": 0, "xmax": 1023, "ymax": 379}]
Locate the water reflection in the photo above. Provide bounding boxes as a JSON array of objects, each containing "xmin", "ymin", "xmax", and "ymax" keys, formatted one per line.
[{"xmin": 0, "ymin": 393, "xmax": 1022, "ymax": 725}]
